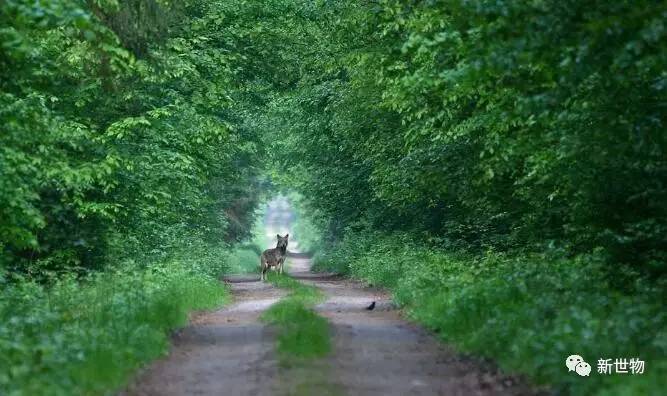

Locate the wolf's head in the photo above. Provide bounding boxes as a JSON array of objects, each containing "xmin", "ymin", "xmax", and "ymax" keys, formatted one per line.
[{"xmin": 276, "ymin": 234, "xmax": 289, "ymax": 250}]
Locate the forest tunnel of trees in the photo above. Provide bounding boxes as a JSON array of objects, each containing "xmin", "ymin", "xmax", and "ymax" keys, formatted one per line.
[{"xmin": 1, "ymin": 1, "xmax": 666, "ymax": 395}]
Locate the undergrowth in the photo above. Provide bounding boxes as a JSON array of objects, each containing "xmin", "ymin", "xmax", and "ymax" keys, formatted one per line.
[
  {"xmin": 313, "ymin": 232, "xmax": 667, "ymax": 396},
  {"xmin": 225, "ymin": 207, "xmax": 270, "ymax": 274},
  {"xmin": 225, "ymin": 246, "xmax": 262, "ymax": 274},
  {"xmin": 0, "ymin": 258, "xmax": 229, "ymax": 396},
  {"xmin": 261, "ymin": 273, "xmax": 329, "ymax": 362}
]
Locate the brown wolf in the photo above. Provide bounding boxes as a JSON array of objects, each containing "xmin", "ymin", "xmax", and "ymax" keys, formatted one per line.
[{"xmin": 260, "ymin": 234, "xmax": 288, "ymax": 281}]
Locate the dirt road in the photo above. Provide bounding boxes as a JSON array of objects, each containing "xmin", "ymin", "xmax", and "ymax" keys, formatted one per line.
[
  {"xmin": 124, "ymin": 197, "xmax": 538, "ymax": 395},
  {"xmin": 124, "ymin": 256, "xmax": 537, "ymax": 396}
]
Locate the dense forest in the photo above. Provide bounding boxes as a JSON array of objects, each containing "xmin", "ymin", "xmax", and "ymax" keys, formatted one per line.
[{"xmin": 1, "ymin": 0, "xmax": 666, "ymax": 395}]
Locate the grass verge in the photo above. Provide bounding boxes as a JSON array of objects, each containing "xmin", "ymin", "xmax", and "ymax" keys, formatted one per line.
[
  {"xmin": 225, "ymin": 244, "xmax": 262, "ymax": 274},
  {"xmin": 314, "ymin": 231, "xmax": 667, "ymax": 396},
  {"xmin": 0, "ymin": 260, "xmax": 229, "ymax": 396},
  {"xmin": 260, "ymin": 272, "xmax": 330, "ymax": 362}
]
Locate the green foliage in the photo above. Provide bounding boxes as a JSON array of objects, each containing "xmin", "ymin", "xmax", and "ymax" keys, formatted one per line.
[
  {"xmin": 3, "ymin": 0, "xmax": 666, "ymax": 394},
  {"xmin": 0, "ymin": 258, "xmax": 228, "ymax": 396},
  {"xmin": 224, "ymin": 247, "xmax": 261, "ymax": 274},
  {"xmin": 316, "ymin": 232, "xmax": 667, "ymax": 395},
  {"xmin": 1, "ymin": 2, "xmax": 268, "ymax": 394},
  {"xmin": 266, "ymin": 272, "xmax": 323, "ymax": 306},
  {"xmin": 262, "ymin": 0, "xmax": 667, "ymax": 277},
  {"xmin": 224, "ymin": 204, "xmax": 279, "ymax": 274},
  {"xmin": 249, "ymin": 2, "xmax": 667, "ymax": 390},
  {"xmin": 262, "ymin": 298, "xmax": 330, "ymax": 360},
  {"xmin": 262, "ymin": 273, "xmax": 329, "ymax": 361},
  {"xmin": 1, "ymin": 0, "xmax": 264, "ymax": 275},
  {"xmin": 287, "ymin": 193, "xmax": 325, "ymax": 254}
]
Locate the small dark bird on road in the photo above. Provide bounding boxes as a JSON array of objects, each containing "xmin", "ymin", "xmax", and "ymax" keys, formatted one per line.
[{"xmin": 366, "ymin": 301, "xmax": 376, "ymax": 311}]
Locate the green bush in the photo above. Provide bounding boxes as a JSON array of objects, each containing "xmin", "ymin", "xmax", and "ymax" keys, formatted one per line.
[
  {"xmin": 225, "ymin": 248, "xmax": 261, "ymax": 274},
  {"xmin": 267, "ymin": 0, "xmax": 667, "ymax": 277},
  {"xmin": 316, "ymin": 232, "xmax": 667, "ymax": 395},
  {"xmin": 0, "ymin": 259, "xmax": 228, "ymax": 396},
  {"xmin": 1, "ymin": 0, "xmax": 264, "ymax": 275}
]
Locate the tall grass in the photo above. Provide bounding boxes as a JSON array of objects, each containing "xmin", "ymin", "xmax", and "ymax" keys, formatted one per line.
[
  {"xmin": 225, "ymin": 247, "xmax": 262, "ymax": 274},
  {"xmin": 0, "ymin": 260, "xmax": 228, "ymax": 395},
  {"xmin": 314, "ymin": 232, "xmax": 667, "ymax": 396}
]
